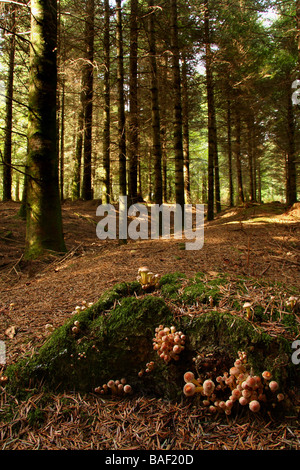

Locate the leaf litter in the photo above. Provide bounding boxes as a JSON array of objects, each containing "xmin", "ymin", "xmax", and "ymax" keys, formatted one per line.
[{"xmin": 0, "ymin": 200, "xmax": 299, "ymax": 450}]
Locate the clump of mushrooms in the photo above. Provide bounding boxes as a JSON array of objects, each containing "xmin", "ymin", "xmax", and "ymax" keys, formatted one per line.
[
  {"xmin": 183, "ymin": 351, "xmax": 284, "ymax": 415},
  {"xmin": 71, "ymin": 300, "xmax": 94, "ymax": 316},
  {"xmin": 72, "ymin": 320, "xmax": 80, "ymax": 335},
  {"xmin": 94, "ymin": 378, "xmax": 132, "ymax": 396},
  {"xmin": 153, "ymin": 325, "xmax": 186, "ymax": 363},
  {"xmin": 137, "ymin": 267, "xmax": 160, "ymax": 290}
]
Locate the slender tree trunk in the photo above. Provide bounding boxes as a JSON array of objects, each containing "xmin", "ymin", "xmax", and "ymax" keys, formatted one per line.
[
  {"xmin": 116, "ymin": 0, "xmax": 127, "ymax": 196},
  {"xmin": 227, "ymin": 99, "xmax": 234, "ymax": 207},
  {"xmin": 81, "ymin": 0, "xmax": 94, "ymax": 201},
  {"xmin": 257, "ymin": 158, "xmax": 261, "ymax": 204},
  {"xmin": 18, "ymin": 163, "xmax": 28, "ymax": 219},
  {"xmin": 235, "ymin": 106, "xmax": 244, "ymax": 205},
  {"xmin": 25, "ymin": 0, "xmax": 66, "ymax": 259},
  {"xmin": 103, "ymin": 0, "xmax": 111, "ymax": 204},
  {"xmin": 60, "ymin": 77, "xmax": 65, "ymax": 201},
  {"xmin": 297, "ymin": 0, "xmax": 300, "ymax": 70},
  {"xmin": 247, "ymin": 116, "xmax": 254, "ymax": 202},
  {"xmin": 72, "ymin": 79, "xmax": 84, "ymax": 200},
  {"xmin": 286, "ymin": 80, "xmax": 297, "ymax": 206},
  {"xmin": 182, "ymin": 54, "xmax": 191, "ymax": 204},
  {"xmin": 128, "ymin": 0, "xmax": 139, "ymax": 204},
  {"xmin": 160, "ymin": 55, "xmax": 168, "ymax": 203},
  {"xmin": 149, "ymin": 0, "xmax": 162, "ymax": 205},
  {"xmin": 204, "ymin": 0, "xmax": 220, "ymax": 217},
  {"xmin": 3, "ymin": 7, "xmax": 16, "ymax": 201},
  {"xmin": 171, "ymin": 0, "xmax": 185, "ymax": 212}
]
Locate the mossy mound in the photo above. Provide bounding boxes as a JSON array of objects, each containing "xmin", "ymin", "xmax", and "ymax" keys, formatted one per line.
[{"xmin": 6, "ymin": 273, "xmax": 299, "ymax": 404}]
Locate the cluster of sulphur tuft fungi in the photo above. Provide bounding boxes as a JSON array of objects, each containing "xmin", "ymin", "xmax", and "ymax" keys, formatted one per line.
[
  {"xmin": 153, "ymin": 325, "xmax": 186, "ymax": 363},
  {"xmin": 137, "ymin": 267, "xmax": 160, "ymax": 290},
  {"xmin": 183, "ymin": 351, "xmax": 284, "ymax": 415},
  {"xmin": 94, "ymin": 378, "xmax": 132, "ymax": 396},
  {"xmin": 71, "ymin": 320, "xmax": 81, "ymax": 335},
  {"xmin": 71, "ymin": 300, "xmax": 94, "ymax": 316},
  {"xmin": 138, "ymin": 361, "xmax": 155, "ymax": 377}
]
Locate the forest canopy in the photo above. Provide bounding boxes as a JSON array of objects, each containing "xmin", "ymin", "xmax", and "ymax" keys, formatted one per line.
[{"xmin": 0, "ymin": 0, "xmax": 299, "ymax": 249}]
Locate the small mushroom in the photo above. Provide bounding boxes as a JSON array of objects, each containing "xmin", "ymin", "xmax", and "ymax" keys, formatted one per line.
[
  {"xmin": 123, "ymin": 384, "xmax": 132, "ymax": 394},
  {"xmin": 243, "ymin": 302, "xmax": 253, "ymax": 320},
  {"xmin": 249, "ymin": 400, "xmax": 260, "ymax": 413},
  {"xmin": 269, "ymin": 381, "xmax": 279, "ymax": 392},
  {"xmin": 138, "ymin": 266, "xmax": 150, "ymax": 285},
  {"xmin": 0, "ymin": 375, "xmax": 8, "ymax": 386},
  {"xmin": 262, "ymin": 370, "xmax": 272, "ymax": 381},
  {"xmin": 183, "ymin": 383, "xmax": 196, "ymax": 397},
  {"xmin": 287, "ymin": 296, "xmax": 297, "ymax": 309}
]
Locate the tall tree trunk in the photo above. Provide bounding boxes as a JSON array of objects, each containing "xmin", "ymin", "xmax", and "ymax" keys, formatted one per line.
[
  {"xmin": 235, "ymin": 106, "xmax": 244, "ymax": 205},
  {"xmin": 286, "ymin": 80, "xmax": 297, "ymax": 206},
  {"xmin": 3, "ymin": 7, "xmax": 16, "ymax": 201},
  {"xmin": 116, "ymin": 0, "xmax": 127, "ymax": 196},
  {"xmin": 227, "ymin": 99, "xmax": 234, "ymax": 207},
  {"xmin": 60, "ymin": 77, "xmax": 65, "ymax": 201},
  {"xmin": 182, "ymin": 54, "xmax": 191, "ymax": 204},
  {"xmin": 160, "ymin": 55, "xmax": 168, "ymax": 203},
  {"xmin": 81, "ymin": 0, "xmax": 94, "ymax": 201},
  {"xmin": 149, "ymin": 0, "xmax": 162, "ymax": 205},
  {"xmin": 257, "ymin": 158, "xmax": 261, "ymax": 204},
  {"xmin": 25, "ymin": 0, "xmax": 66, "ymax": 259},
  {"xmin": 297, "ymin": 0, "xmax": 300, "ymax": 70},
  {"xmin": 171, "ymin": 0, "xmax": 184, "ymax": 212},
  {"xmin": 204, "ymin": 0, "xmax": 220, "ymax": 217},
  {"xmin": 128, "ymin": 0, "xmax": 139, "ymax": 204},
  {"xmin": 247, "ymin": 116, "xmax": 254, "ymax": 202},
  {"xmin": 252, "ymin": 120, "xmax": 257, "ymax": 203},
  {"xmin": 72, "ymin": 79, "xmax": 84, "ymax": 200},
  {"xmin": 103, "ymin": 0, "xmax": 111, "ymax": 204}
]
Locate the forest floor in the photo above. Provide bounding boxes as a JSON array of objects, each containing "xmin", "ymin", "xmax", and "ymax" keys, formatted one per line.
[{"xmin": 0, "ymin": 199, "xmax": 300, "ymax": 450}]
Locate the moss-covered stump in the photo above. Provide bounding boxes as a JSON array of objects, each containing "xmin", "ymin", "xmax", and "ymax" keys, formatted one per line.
[{"xmin": 6, "ymin": 273, "xmax": 299, "ymax": 407}]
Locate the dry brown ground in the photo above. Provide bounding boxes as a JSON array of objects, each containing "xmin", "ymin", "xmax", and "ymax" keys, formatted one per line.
[{"xmin": 0, "ymin": 200, "xmax": 299, "ymax": 450}]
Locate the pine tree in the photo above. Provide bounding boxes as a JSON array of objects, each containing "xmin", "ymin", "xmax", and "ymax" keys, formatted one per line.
[{"xmin": 25, "ymin": 0, "xmax": 66, "ymax": 258}]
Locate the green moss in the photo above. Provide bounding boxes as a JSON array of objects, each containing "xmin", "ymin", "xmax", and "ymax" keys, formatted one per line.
[
  {"xmin": 159, "ymin": 272, "xmax": 186, "ymax": 299},
  {"xmin": 6, "ymin": 290, "xmax": 178, "ymax": 397}
]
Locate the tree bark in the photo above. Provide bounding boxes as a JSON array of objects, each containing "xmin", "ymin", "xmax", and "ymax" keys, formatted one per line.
[
  {"xmin": 149, "ymin": 0, "xmax": 163, "ymax": 205},
  {"xmin": 102, "ymin": 0, "xmax": 111, "ymax": 204},
  {"xmin": 286, "ymin": 80, "xmax": 297, "ymax": 206},
  {"xmin": 60, "ymin": 77, "xmax": 65, "ymax": 201},
  {"xmin": 297, "ymin": 0, "xmax": 300, "ymax": 71},
  {"xmin": 81, "ymin": 0, "xmax": 94, "ymax": 201},
  {"xmin": 227, "ymin": 99, "xmax": 234, "ymax": 207},
  {"xmin": 247, "ymin": 116, "xmax": 254, "ymax": 202},
  {"xmin": 25, "ymin": 0, "xmax": 66, "ymax": 258},
  {"xmin": 204, "ymin": 0, "xmax": 220, "ymax": 217},
  {"xmin": 116, "ymin": 0, "xmax": 127, "ymax": 197},
  {"xmin": 235, "ymin": 107, "xmax": 244, "ymax": 205},
  {"xmin": 182, "ymin": 54, "xmax": 191, "ymax": 204},
  {"xmin": 72, "ymin": 78, "xmax": 84, "ymax": 200},
  {"xmin": 171, "ymin": 0, "xmax": 185, "ymax": 212},
  {"xmin": 128, "ymin": 0, "xmax": 139, "ymax": 204},
  {"xmin": 3, "ymin": 7, "xmax": 16, "ymax": 201}
]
